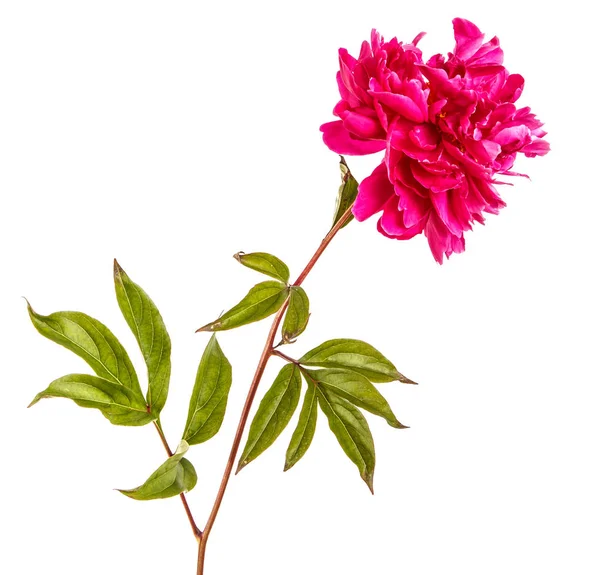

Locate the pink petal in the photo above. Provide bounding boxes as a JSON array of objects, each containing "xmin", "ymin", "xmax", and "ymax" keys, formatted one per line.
[
  {"xmin": 369, "ymin": 91, "xmax": 426, "ymax": 123},
  {"xmin": 352, "ymin": 162, "xmax": 394, "ymax": 221},
  {"xmin": 452, "ymin": 18, "xmax": 485, "ymax": 60},
  {"xmin": 521, "ymin": 139, "xmax": 551, "ymax": 157},
  {"xmin": 343, "ymin": 112, "xmax": 385, "ymax": 139},
  {"xmin": 320, "ymin": 121, "xmax": 386, "ymax": 155},
  {"xmin": 378, "ymin": 197, "xmax": 427, "ymax": 239}
]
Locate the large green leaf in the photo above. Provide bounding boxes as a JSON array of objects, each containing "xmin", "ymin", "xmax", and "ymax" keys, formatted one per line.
[
  {"xmin": 281, "ymin": 286, "xmax": 310, "ymax": 344},
  {"xmin": 237, "ymin": 363, "xmax": 301, "ymax": 472},
  {"xmin": 284, "ymin": 383, "xmax": 318, "ymax": 471},
  {"xmin": 182, "ymin": 334, "xmax": 232, "ymax": 445},
  {"xmin": 299, "ymin": 339, "xmax": 415, "ymax": 384},
  {"xmin": 233, "ymin": 251, "xmax": 290, "ymax": 284},
  {"xmin": 316, "ymin": 387, "xmax": 376, "ymax": 493},
  {"xmin": 309, "ymin": 368, "xmax": 405, "ymax": 428},
  {"xmin": 28, "ymin": 304, "xmax": 145, "ymax": 399},
  {"xmin": 331, "ymin": 156, "xmax": 358, "ymax": 230},
  {"xmin": 197, "ymin": 281, "xmax": 289, "ymax": 332},
  {"xmin": 28, "ymin": 373, "xmax": 154, "ymax": 426},
  {"xmin": 113, "ymin": 260, "xmax": 171, "ymax": 415},
  {"xmin": 119, "ymin": 441, "xmax": 197, "ymax": 500}
]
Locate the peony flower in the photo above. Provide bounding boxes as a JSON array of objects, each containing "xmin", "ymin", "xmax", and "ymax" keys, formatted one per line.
[{"xmin": 321, "ymin": 18, "xmax": 549, "ymax": 263}]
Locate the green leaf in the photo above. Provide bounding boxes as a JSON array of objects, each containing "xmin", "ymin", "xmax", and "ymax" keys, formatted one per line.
[
  {"xmin": 331, "ymin": 156, "xmax": 358, "ymax": 230},
  {"xmin": 119, "ymin": 440, "xmax": 197, "ymax": 500},
  {"xmin": 28, "ymin": 373, "xmax": 154, "ymax": 426},
  {"xmin": 183, "ymin": 334, "xmax": 233, "ymax": 445},
  {"xmin": 114, "ymin": 260, "xmax": 171, "ymax": 416},
  {"xmin": 284, "ymin": 383, "xmax": 318, "ymax": 471},
  {"xmin": 281, "ymin": 286, "xmax": 310, "ymax": 344},
  {"xmin": 237, "ymin": 363, "xmax": 301, "ymax": 472},
  {"xmin": 309, "ymin": 368, "xmax": 405, "ymax": 429},
  {"xmin": 233, "ymin": 251, "xmax": 290, "ymax": 284},
  {"xmin": 316, "ymin": 386, "xmax": 375, "ymax": 493},
  {"xmin": 27, "ymin": 303, "xmax": 145, "ymax": 399},
  {"xmin": 299, "ymin": 339, "xmax": 416, "ymax": 384},
  {"xmin": 197, "ymin": 281, "xmax": 289, "ymax": 332}
]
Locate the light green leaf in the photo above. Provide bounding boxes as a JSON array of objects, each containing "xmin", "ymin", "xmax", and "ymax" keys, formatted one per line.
[
  {"xmin": 237, "ymin": 364, "xmax": 301, "ymax": 472},
  {"xmin": 233, "ymin": 252, "xmax": 290, "ymax": 284},
  {"xmin": 309, "ymin": 368, "xmax": 405, "ymax": 428},
  {"xmin": 316, "ymin": 386, "xmax": 375, "ymax": 493},
  {"xmin": 114, "ymin": 260, "xmax": 171, "ymax": 416},
  {"xmin": 299, "ymin": 339, "xmax": 416, "ymax": 384},
  {"xmin": 119, "ymin": 441, "xmax": 197, "ymax": 500},
  {"xmin": 28, "ymin": 304, "xmax": 145, "ymax": 399},
  {"xmin": 284, "ymin": 383, "xmax": 318, "ymax": 471},
  {"xmin": 183, "ymin": 334, "xmax": 232, "ymax": 445},
  {"xmin": 332, "ymin": 156, "xmax": 358, "ymax": 230},
  {"xmin": 197, "ymin": 281, "xmax": 289, "ymax": 332},
  {"xmin": 281, "ymin": 287, "xmax": 310, "ymax": 344},
  {"xmin": 28, "ymin": 373, "xmax": 154, "ymax": 426}
]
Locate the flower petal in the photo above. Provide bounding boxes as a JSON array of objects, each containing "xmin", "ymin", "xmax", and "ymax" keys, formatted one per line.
[
  {"xmin": 320, "ymin": 121, "xmax": 386, "ymax": 155},
  {"xmin": 353, "ymin": 162, "xmax": 395, "ymax": 221}
]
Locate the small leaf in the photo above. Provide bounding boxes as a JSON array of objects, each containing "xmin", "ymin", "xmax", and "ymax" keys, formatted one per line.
[
  {"xmin": 119, "ymin": 441, "xmax": 197, "ymax": 500},
  {"xmin": 183, "ymin": 334, "xmax": 233, "ymax": 445},
  {"xmin": 281, "ymin": 287, "xmax": 310, "ymax": 344},
  {"xmin": 197, "ymin": 281, "xmax": 289, "ymax": 332},
  {"xmin": 237, "ymin": 364, "xmax": 301, "ymax": 472},
  {"xmin": 284, "ymin": 383, "xmax": 318, "ymax": 471},
  {"xmin": 28, "ymin": 374, "xmax": 154, "ymax": 426},
  {"xmin": 309, "ymin": 368, "xmax": 405, "ymax": 428},
  {"xmin": 28, "ymin": 304, "xmax": 145, "ymax": 399},
  {"xmin": 331, "ymin": 156, "xmax": 358, "ymax": 230},
  {"xmin": 114, "ymin": 260, "xmax": 171, "ymax": 416},
  {"xmin": 234, "ymin": 252, "xmax": 290, "ymax": 284},
  {"xmin": 316, "ymin": 386, "xmax": 376, "ymax": 493},
  {"xmin": 299, "ymin": 339, "xmax": 415, "ymax": 384}
]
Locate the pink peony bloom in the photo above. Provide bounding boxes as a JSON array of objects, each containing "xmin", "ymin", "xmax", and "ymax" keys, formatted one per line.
[{"xmin": 321, "ymin": 18, "xmax": 549, "ymax": 263}]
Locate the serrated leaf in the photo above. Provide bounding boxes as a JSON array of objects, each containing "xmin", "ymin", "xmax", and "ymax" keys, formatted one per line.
[
  {"xmin": 316, "ymin": 386, "xmax": 375, "ymax": 493},
  {"xmin": 237, "ymin": 363, "xmax": 301, "ymax": 472},
  {"xmin": 309, "ymin": 368, "xmax": 405, "ymax": 428},
  {"xmin": 284, "ymin": 383, "xmax": 317, "ymax": 471},
  {"xmin": 28, "ymin": 304, "xmax": 145, "ymax": 399},
  {"xmin": 183, "ymin": 334, "xmax": 232, "ymax": 445},
  {"xmin": 234, "ymin": 251, "xmax": 290, "ymax": 283},
  {"xmin": 119, "ymin": 441, "xmax": 197, "ymax": 500},
  {"xmin": 28, "ymin": 373, "xmax": 154, "ymax": 426},
  {"xmin": 114, "ymin": 260, "xmax": 171, "ymax": 416},
  {"xmin": 281, "ymin": 286, "xmax": 310, "ymax": 344},
  {"xmin": 332, "ymin": 156, "xmax": 358, "ymax": 230},
  {"xmin": 299, "ymin": 339, "xmax": 415, "ymax": 384},
  {"xmin": 197, "ymin": 281, "xmax": 289, "ymax": 332}
]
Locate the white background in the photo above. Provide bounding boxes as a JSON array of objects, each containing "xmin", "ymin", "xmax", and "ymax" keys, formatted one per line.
[{"xmin": 1, "ymin": 1, "xmax": 598, "ymax": 574}]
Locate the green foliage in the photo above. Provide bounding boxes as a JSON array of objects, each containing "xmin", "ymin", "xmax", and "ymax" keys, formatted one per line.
[
  {"xmin": 284, "ymin": 383, "xmax": 318, "ymax": 471},
  {"xmin": 281, "ymin": 286, "xmax": 310, "ymax": 344},
  {"xmin": 332, "ymin": 156, "xmax": 359, "ymax": 230},
  {"xmin": 28, "ymin": 373, "xmax": 154, "ymax": 426},
  {"xmin": 237, "ymin": 363, "xmax": 301, "ymax": 472},
  {"xmin": 119, "ymin": 441, "xmax": 197, "ymax": 500},
  {"xmin": 197, "ymin": 281, "xmax": 289, "ymax": 332},
  {"xmin": 183, "ymin": 334, "xmax": 233, "ymax": 445},
  {"xmin": 300, "ymin": 338, "xmax": 416, "ymax": 384},
  {"xmin": 114, "ymin": 260, "xmax": 171, "ymax": 416},
  {"xmin": 234, "ymin": 251, "xmax": 290, "ymax": 284}
]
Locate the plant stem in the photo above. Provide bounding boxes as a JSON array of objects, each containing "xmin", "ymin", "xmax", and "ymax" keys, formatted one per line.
[
  {"xmin": 196, "ymin": 205, "xmax": 354, "ymax": 574},
  {"xmin": 153, "ymin": 420, "xmax": 202, "ymax": 542}
]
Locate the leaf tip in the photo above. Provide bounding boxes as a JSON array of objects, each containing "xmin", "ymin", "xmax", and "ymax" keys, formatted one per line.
[
  {"xmin": 233, "ymin": 251, "xmax": 244, "ymax": 263},
  {"xmin": 196, "ymin": 323, "xmax": 215, "ymax": 333},
  {"xmin": 363, "ymin": 473, "xmax": 375, "ymax": 494},
  {"xmin": 235, "ymin": 460, "xmax": 247, "ymax": 475},
  {"xmin": 397, "ymin": 372, "xmax": 418, "ymax": 385},
  {"xmin": 27, "ymin": 394, "xmax": 42, "ymax": 408},
  {"xmin": 113, "ymin": 258, "xmax": 124, "ymax": 277}
]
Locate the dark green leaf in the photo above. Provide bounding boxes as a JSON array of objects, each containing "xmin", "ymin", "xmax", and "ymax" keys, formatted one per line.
[
  {"xmin": 281, "ymin": 287, "xmax": 310, "ymax": 344},
  {"xmin": 28, "ymin": 303, "xmax": 145, "ymax": 399},
  {"xmin": 183, "ymin": 334, "xmax": 232, "ymax": 445},
  {"xmin": 119, "ymin": 441, "xmax": 197, "ymax": 500},
  {"xmin": 237, "ymin": 364, "xmax": 301, "ymax": 472},
  {"xmin": 299, "ymin": 339, "xmax": 415, "ymax": 384},
  {"xmin": 331, "ymin": 156, "xmax": 358, "ymax": 230},
  {"xmin": 309, "ymin": 368, "xmax": 405, "ymax": 428},
  {"xmin": 28, "ymin": 374, "xmax": 154, "ymax": 426},
  {"xmin": 197, "ymin": 281, "xmax": 289, "ymax": 332},
  {"xmin": 316, "ymin": 386, "xmax": 375, "ymax": 493},
  {"xmin": 284, "ymin": 383, "xmax": 317, "ymax": 471},
  {"xmin": 114, "ymin": 260, "xmax": 171, "ymax": 416},
  {"xmin": 233, "ymin": 252, "xmax": 290, "ymax": 284}
]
